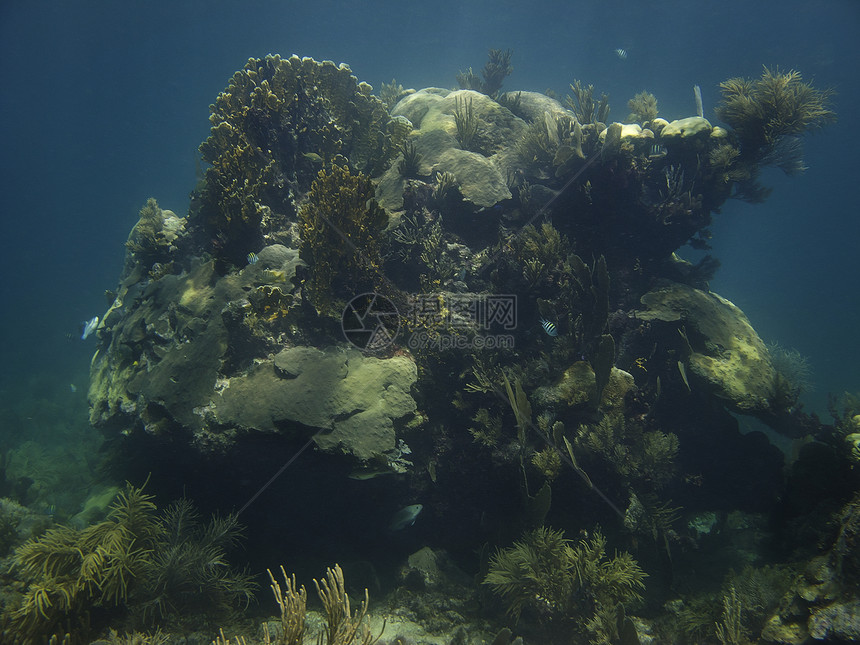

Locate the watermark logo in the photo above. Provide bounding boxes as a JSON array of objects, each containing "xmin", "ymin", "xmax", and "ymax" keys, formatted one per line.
[
  {"xmin": 342, "ymin": 292, "xmax": 518, "ymax": 352},
  {"xmin": 341, "ymin": 293, "xmax": 400, "ymax": 351},
  {"xmin": 406, "ymin": 293, "xmax": 517, "ymax": 331},
  {"xmin": 404, "ymin": 293, "xmax": 517, "ymax": 350}
]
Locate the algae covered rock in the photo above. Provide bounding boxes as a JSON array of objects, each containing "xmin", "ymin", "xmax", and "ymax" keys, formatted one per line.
[
  {"xmin": 539, "ymin": 363, "xmax": 634, "ymax": 412},
  {"xmin": 90, "ymin": 246, "xmax": 300, "ymax": 437},
  {"xmin": 637, "ymin": 282, "xmax": 775, "ymax": 414},
  {"xmin": 377, "ymin": 88, "xmax": 525, "ymax": 210},
  {"xmin": 196, "ymin": 54, "xmax": 393, "ymax": 264},
  {"xmin": 659, "ymin": 116, "xmax": 712, "ymax": 142},
  {"xmin": 89, "ymin": 237, "xmax": 417, "ymax": 465},
  {"xmin": 208, "ymin": 345, "xmax": 418, "ymax": 463}
]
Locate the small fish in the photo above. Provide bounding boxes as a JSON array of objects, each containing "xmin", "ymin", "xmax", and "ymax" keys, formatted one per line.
[
  {"xmin": 614, "ymin": 48, "xmax": 628, "ymax": 60},
  {"xmin": 69, "ymin": 384, "xmax": 77, "ymax": 393},
  {"xmin": 262, "ymin": 269, "xmax": 286, "ymax": 283},
  {"xmin": 247, "ymin": 252, "xmax": 259, "ymax": 265},
  {"xmin": 81, "ymin": 316, "xmax": 99, "ymax": 340},
  {"xmin": 649, "ymin": 144, "xmax": 667, "ymax": 157},
  {"xmin": 540, "ymin": 318, "xmax": 558, "ymax": 337},
  {"xmin": 389, "ymin": 503, "xmax": 423, "ymax": 531}
]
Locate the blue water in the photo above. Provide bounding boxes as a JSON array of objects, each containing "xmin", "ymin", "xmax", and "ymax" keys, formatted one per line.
[{"xmin": 1, "ymin": 1, "xmax": 857, "ymax": 421}]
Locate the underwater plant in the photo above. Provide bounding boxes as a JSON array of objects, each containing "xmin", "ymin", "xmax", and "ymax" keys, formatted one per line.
[
  {"xmin": 456, "ymin": 48, "xmax": 513, "ymax": 98},
  {"xmin": 627, "ymin": 91, "xmax": 658, "ymax": 123},
  {"xmin": 714, "ymin": 586, "xmax": 749, "ymax": 645},
  {"xmin": 265, "ymin": 563, "xmax": 382, "ymax": 645},
  {"xmin": 398, "ymin": 140, "xmax": 423, "ymax": 178},
  {"xmin": 480, "ymin": 48, "xmax": 514, "ymax": 97},
  {"xmin": 575, "ymin": 413, "xmax": 679, "ymax": 490},
  {"xmin": 4, "ymin": 483, "xmax": 253, "ymax": 643},
  {"xmin": 767, "ymin": 342, "xmax": 813, "ymax": 410},
  {"xmin": 516, "ymin": 118, "xmax": 558, "ymax": 174},
  {"xmin": 132, "ymin": 499, "xmax": 255, "ymax": 626},
  {"xmin": 453, "ymin": 95, "xmax": 479, "ymax": 151},
  {"xmin": 484, "ymin": 526, "xmax": 646, "ymax": 636},
  {"xmin": 469, "ymin": 408, "xmax": 503, "ymax": 447},
  {"xmin": 103, "ymin": 628, "xmax": 169, "ymax": 645},
  {"xmin": 432, "ymin": 170, "xmax": 458, "ymax": 205},
  {"xmin": 715, "ymin": 66, "xmax": 835, "ymax": 172},
  {"xmin": 379, "ymin": 79, "xmax": 406, "ymax": 111},
  {"xmin": 515, "ymin": 113, "xmax": 585, "ymax": 178},
  {"xmin": 6, "ymin": 482, "xmax": 163, "ymax": 641},
  {"xmin": 567, "ymin": 79, "xmax": 610, "ymax": 124},
  {"xmin": 484, "ymin": 526, "xmax": 578, "ymax": 620},
  {"xmin": 531, "ymin": 446, "xmax": 562, "ymax": 480},
  {"xmin": 298, "ymin": 164, "xmax": 389, "ymax": 309}
]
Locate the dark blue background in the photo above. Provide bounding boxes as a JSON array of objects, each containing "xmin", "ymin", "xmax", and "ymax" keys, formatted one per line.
[{"xmin": 1, "ymin": 0, "xmax": 857, "ymax": 417}]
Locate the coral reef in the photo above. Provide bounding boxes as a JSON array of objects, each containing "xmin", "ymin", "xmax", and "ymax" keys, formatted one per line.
[
  {"xmin": 76, "ymin": 52, "xmax": 845, "ymax": 645},
  {"xmin": 298, "ymin": 163, "xmax": 388, "ymax": 309},
  {"xmin": 194, "ymin": 54, "xmax": 393, "ymax": 264},
  {"xmin": 1, "ymin": 483, "xmax": 252, "ymax": 643},
  {"xmin": 484, "ymin": 526, "xmax": 645, "ymax": 641}
]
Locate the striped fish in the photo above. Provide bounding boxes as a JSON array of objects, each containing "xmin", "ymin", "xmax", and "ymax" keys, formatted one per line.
[
  {"xmin": 540, "ymin": 318, "xmax": 558, "ymax": 337},
  {"xmin": 247, "ymin": 252, "xmax": 259, "ymax": 265},
  {"xmin": 614, "ymin": 48, "xmax": 628, "ymax": 60}
]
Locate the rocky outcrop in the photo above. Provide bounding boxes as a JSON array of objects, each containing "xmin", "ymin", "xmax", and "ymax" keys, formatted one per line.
[
  {"xmin": 637, "ymin": 282, "xmax": 776, "ymax": 415},
  {"xmin": 376, "ymin": 88, "xmax": 527, "ymax": 211},
  {"xmin": 88, "ymin": 244, "xmax": 418, "ymax": 466}
]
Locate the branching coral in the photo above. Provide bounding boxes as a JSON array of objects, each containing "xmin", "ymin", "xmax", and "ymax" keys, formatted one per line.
[
  {"xmin": 484, "ymin": 526, "xmax": 646, "ymax": 633},
  {"xmin": 453, "ymin": 95, "xmax": 479, "ymax": 151},
  {"xmin": 298, "ymin": 164, "xmax": 388, "ymax": 309},
  {"xmin": 265, "ymin": 564, "xmax": 381, "ymax": 645},
  {"xmin": 4, "ymin": 484, "xmax": 253, "ymax": 643},
  {"xmin": 627, "ymin": 91, "xmax": 658, "ymax": 123},
  {"xmin": 456, "ymin": 49, "xmax": 513, "ymax": 98},
  {"xmin": 266, "ymin": 566, "xmax": 307, "ymax": 645},
  {"xmin": 567, "ymin": 79, "xmax": 610, "ymax": 124},
  {"xmin": 194, "ymin": 54, "xmax": 393, "ymax": 264},
  {"xmin": 124, "ymin": 198, "xmax": 186, "ymax": 275},
  {"xmin": 715, "ymin": 66, "xmax": 835, "ymax": 171}
]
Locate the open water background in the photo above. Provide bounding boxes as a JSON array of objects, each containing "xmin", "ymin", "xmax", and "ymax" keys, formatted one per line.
[{"xmin": 0, "ymin": 0, "xmax": 857, "ymax": 429}]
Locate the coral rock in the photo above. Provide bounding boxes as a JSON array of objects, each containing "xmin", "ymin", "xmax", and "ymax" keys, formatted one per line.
[
  {"xmin": 378, "ymin": 88, "xmax": 524, "ymax": 210},
  {"xmin": 638, "ymin": 283, "xmax": 776, "ymax": 415},
  {"xmin": 660, "ymin": 116, "xmax": 713, "ymax": 141},
  {"xmin": 211, "ymin": 346, "xmax": 417, "ymax": 463}
]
